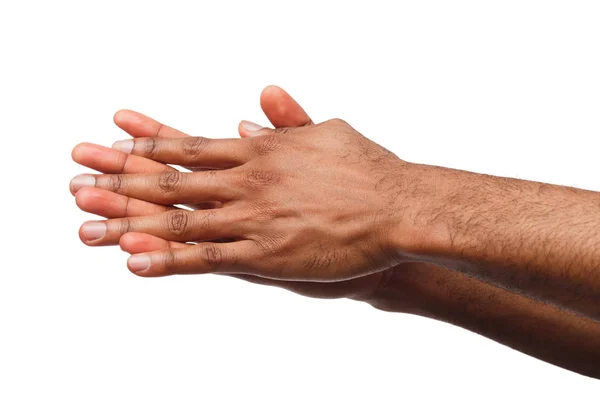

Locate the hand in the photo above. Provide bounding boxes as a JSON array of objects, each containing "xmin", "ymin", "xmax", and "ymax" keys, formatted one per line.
[
  {"xmin": 71, "ymin": 109, "xmax": 411, "ymax": 281},
  {"xmin": 71, "ymin": 85, "xmax": 314, "ymax": 216},
  {"xmin": 71, "ymin": 85, "xmax": 398, "ymax": 300}
]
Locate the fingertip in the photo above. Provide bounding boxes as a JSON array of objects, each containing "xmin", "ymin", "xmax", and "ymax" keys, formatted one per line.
[
  {"xmin": 260, "ymin": 84, "xmax": 283, "ymax": 98},
  {"xmin": 259, "ymin": 86, "xmax": 312, "ymax": 128},
  {"xmin": 78, "ymin": 225, "xmax": 88, "ymax": 245},
  {"xmin": 119, "ymin": 232, "xmax": 175, "ymax": 254},
  {"xmin": 69, "ymin": 178, "xmax": 76, "ymax": 196},
  {"xmin": 237, "ymin": 121, "xmax": 252, "ymax": 138},
  {"xmin": 113, "ymin": 109, "xmax": 134, "ymax": 126},
  {"xmin": 78, "ymin": 221, "xmax": 107, "ymax": 246},
  {"xmin": 74, "ymin": 186, "xmax": 94, "ymax": 207},
  {"xmin": 238, "ymin": 120, "xmax": 267, "ymax": 137},
  {"xmin": 127, "ymin": 253, "xmax": 152, "ymax": 275},
  {"xmin": 71, "ymin": 142, "xmax": 90, "ymax": 163},
  {"xmin": 119, "ymin": 232, "xmax": 138, "ymax": 254},
  {"xmin": 71, "ymin": 144, "xmax": 80, "ymax": 162},
  {"xmin": 260, "ymin": 85, "xmax": 285, "ymax": 110},
  {"xmin": 70, "ymin": 174, "xmax": 96, "ymax": 195},
  {"xmin": 112, "ymin": 139, "xmax": 134, "ymax": 154},
  {"xmin": 119, "ymin": 232, "xmax": 150, "ymax": 254}
]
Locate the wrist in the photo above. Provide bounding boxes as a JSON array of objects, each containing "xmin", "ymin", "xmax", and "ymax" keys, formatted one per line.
[
  {"xmin": 359, "ymin": 263, "xmax": 447, "ymax": 317},
  {"xmin": 382, "ymin": 163, "xmax": 457, "ymax": 264}
]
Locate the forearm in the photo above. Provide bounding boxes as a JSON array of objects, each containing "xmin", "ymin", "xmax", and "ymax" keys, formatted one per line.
[
  {"xmin": 394, "ymin": 164, "xmax": 600, "ymax": 319},
  {"xmin": 364, "ymin": 262, "xmax": 600, "ymax": 379}
]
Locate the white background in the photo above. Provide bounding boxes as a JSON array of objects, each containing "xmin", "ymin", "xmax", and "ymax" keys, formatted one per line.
[{"xmin": 1, "ymin": 1, "xmax": 599, "ymax": 398}]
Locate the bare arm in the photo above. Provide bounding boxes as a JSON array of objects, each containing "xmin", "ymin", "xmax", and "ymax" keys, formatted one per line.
[
  {"xmin": 229, "ymin": 260, "xmax": 600, "ymax": 378},
  {"xmin": 361, "ymin": 262, "xmax": 600, "ymax": 379},
  {"xmin": 393, "ymin": 164, "xmax": 600, "ymax": 320}
]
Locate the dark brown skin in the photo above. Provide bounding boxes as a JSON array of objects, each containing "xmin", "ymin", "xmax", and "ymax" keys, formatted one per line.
[
  {"xmin": 368, "ymin": 263, "xmax": 600, "ymax": 379},
  {"xmin": 398, "ymin": 163, "xmax": 600, "ymax": 320},
  {"xmin": 71, "ymin": 86, "xmax": 600, "ymax": 378}
]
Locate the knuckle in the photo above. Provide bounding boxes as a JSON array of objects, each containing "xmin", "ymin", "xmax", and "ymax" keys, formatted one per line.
[
  {"xmin": 109, "ymin": 174, "xmax": 124, "ymax": 193},
  {"xmin": 162, "ymin": 250, "xmax": 177, "ymax": 274},
  {"xmin": 118, "ymin": 218, "xmax": 132, "ymax": 235},
  {"xmin": 166, "ymin": 210, "xmax": 190, "ymax": 237},
  {"xmin": 158, "ymin": 170, "xmax": 183, "ymax": 193},
  {"xmin": 325, "ymin": 118, "xmax": 349, "ymax": 128},
  {"xmin": 241, "ymin": 169, "xmax": 279, "ymax": 189},
  {"xmin": 201, "ymin": 244, "xmax": 224, "ymax": 268},
  {"xmin": 141, "ymin": 137, "xmax": 157, "ymax": 157},
  {"xmin": 248, "ymin": 200, "xmax": 278, "ymax": 221},
  {"xmin": 250, "ymin": 238, "xmax": 285, "ymax": 278},
  {"xmin": 251, "ymin": 134, "xmax": 282, "ymax": 155},
  {"xmin": 182, "ymin": 136, "xmax": 208, "ymax": 157},
  {"xmin": 254, "ymin": 234, "xmax": 281, "ymax": 256}
]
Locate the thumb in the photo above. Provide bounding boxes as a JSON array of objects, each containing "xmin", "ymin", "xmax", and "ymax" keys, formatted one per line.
[
  {"xmin": 238, "ymin": 120, "xmax": 270, "ymax": 137},
  {"xmin": 260, "ymin": 85, "xmax": 313, "ymax": 128},
  {"xmin": 239, "ymin": 85, "xmax": 313, "ymax": 138},
  {"xmin": 238, "ymin": 121, "xmax": 299, "ymax": 137}
]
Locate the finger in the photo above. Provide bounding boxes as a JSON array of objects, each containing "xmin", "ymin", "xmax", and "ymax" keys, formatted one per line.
[
  {"xmin": 114, "ymin": 110, "xmax": 189, "ymax": 139},
  {"xmin": 70, "ymin": 170, "xmax": 236, "ymax": 204},
  {"xmin": 79, "ymin": 208, "xmax": 241, "ymax": 246},
  {"xmin": 75, "ymin": 187, "xmax": 174, "ymax": 218},
  {"xmin": 119, "ymin": 232, "xmax": 188, "ymax": 254},
  {"xmin": 71, "ymin": 143, "xmax": 216, "ymax": 210},
  {"xmin": 71, "ymin": 142, "xmax": 172, "ymax": 179},
  {"xmin": 238, "ymin": 86, "xmax": 313, "ymax": 138},
  {"xmin": 120, "ymin": 233, "xmax": 357, "ymax": 298},
  {"xmin": 111, "ymin": 114, "xmax": 225, "ymax": 173},
  {"xmin": 126, "ymin": 240, "xmax": 256, "ymax": 277},
  {"xmin": 111, "ymin": 136, "xmax": 251, "ymax": 168},
  {"xmin": 115, "ymin": 87, "xmax": 312, "ymax": 140},
  {"xmin": 119, "ymin": 232, "xmax": 371, "ymax": 300},
  {"xmin": 260, "ymin": 85, "xmax": 313, "ymax": 128},
  {"xmin": 119, "ymin": 232, "xmax": 376, "ymax": 300}
]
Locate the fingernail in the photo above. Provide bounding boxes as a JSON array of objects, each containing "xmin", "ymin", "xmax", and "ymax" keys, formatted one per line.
[
  {"xmin": 71, "ymin": 174, "xmax": 95, "ymax": 193},
  {"xmin": 81, "ymin": 222, "xmax": 106, "ymax": 241},
  {"xmin": 128, "ymin": 254, "xmax": 151, "ymax": 273},
  {"xmin": 112, "ymin": 139, "xmax": 134, "ymax": 154},
  {"xmin": 240, "ymin": 120, "xmax": 264, "ymax": 133}
]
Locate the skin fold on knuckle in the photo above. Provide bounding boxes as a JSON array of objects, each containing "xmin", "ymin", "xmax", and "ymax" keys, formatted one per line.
[
  {"xmin": 139, "ymin": 137, "xmax": 157, "ymax": 158},
  {"xmin": 108, "ymin": 174, "xmax": 124, "ymax": 193},
  {"xmin": 160, "ymin": 249, "xmax": 177, "ymax": 275},
  {"xmin": 241, "ymin": 169, "xmax": 279, "ymax": 190},
  {"xmin": 158, "ymin": 170, "xmax": 183, "ymax": 194},
  {"xmin": 166, "ymin": 210, "xmax": 190, "ymax": 238},
  {"xmin": 118, "ymin": 218, "xmax": 133, "ymax": 236},
  {"xmin": 251, "ymin": 134, "xmax": 282, "ymax": 155},
  {"xmin": 182, "ymin": 136, "xmax": 208, "ymax": 159},
  {"xmin": 200, "ymin": 244, "xmax": 225, "ymax": 270},
  {"xmin": 253, "ymin": 234, "xmax": 280, "ymax": 256}
]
